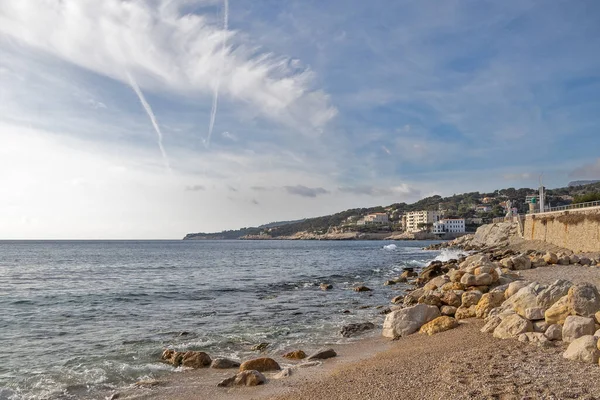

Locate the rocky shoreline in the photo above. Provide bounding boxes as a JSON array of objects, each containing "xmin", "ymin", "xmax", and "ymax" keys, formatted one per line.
[{"xmin": 113, "ymin": 222, "xmax": 600, "ymax": 399}]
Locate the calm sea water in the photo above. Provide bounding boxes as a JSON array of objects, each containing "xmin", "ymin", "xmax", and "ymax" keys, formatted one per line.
[{"xmin": 0, "ymin": 240, "xmax": 451, "ymax": 399}]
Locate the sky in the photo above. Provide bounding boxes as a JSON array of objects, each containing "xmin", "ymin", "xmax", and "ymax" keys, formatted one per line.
[{"xmin": 1, "ymin": 0, "xmax": 599, "ymax": 239}]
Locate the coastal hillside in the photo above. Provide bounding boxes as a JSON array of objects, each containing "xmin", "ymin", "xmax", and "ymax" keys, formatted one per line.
[{"xmin": 183, "ymin": 182, "xmax": 600, "ymax": 240}]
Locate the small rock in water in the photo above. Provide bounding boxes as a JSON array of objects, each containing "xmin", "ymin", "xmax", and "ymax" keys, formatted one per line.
[
  {"xmin": 307, "ymin": 348, "xmax": 337, "ymax": 360},
  {"xmin": 178, "ymin": 331, "xmax": 190, "ymax": 336},
  {"xmin": 211, "ymin": 358, "xmax": 241, "ymax": 369},
  {"xmin": 235, "ymin": 370, "xmax": 266, "ymax": 386},
  {"xmin": 320, "ymin": 283, "xmax": 333, "ymax": 290},
  {"xmin": 181, "ymin": 351, "xmax": 212, "ymax": 368},
  {"xmin": 273, "ymin": 367, "xmax": 293, "ymax": 379},
  {"xmin": 340, "ymin": 322, "xmax": 375, "ymax": 338},
  {"xmin": 283, "ymin": 350, "xmax": 306, "ymax": 360},
  {"xmin": 109, "ymin": 393, "xmax": 120, "ymax": 400},
  {"xmin": 354, "ymin": 285, "xmax": 372, "ymax": 292},
  {"xmin": 342, "ymin": 309, "xmax": 351, "ymax": 314},
  {"xmin": 239, "ymin": 357, "xmax": 281, "ymax": 372},
  {"xmin": 251, "ymin": 342, "xmax": 270, "ymax": 351}
]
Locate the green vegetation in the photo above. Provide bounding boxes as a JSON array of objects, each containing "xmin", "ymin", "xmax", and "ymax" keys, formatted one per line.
[
  {"xmin": 183, "ymin": 181, "xmax": 600, "ymax": 240},
  {"xmin": 573, "ymin": 192, "xmax": 600, "ymax": 204}
]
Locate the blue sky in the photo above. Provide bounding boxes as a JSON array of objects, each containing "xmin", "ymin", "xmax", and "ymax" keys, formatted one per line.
[{"xmin": 1, "ymin": 0, "xmax": 599, "ymax": 238}]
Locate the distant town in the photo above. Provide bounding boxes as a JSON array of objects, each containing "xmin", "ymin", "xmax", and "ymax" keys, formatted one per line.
[{"xmin": 184, "ymin": 181, "xmax": 600, "ymax": 240}]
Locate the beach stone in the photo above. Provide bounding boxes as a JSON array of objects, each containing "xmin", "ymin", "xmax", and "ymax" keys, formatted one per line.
[
  {"xmin": 273, "ymin": 367, "xmax": 293, "ymax": 379},
  {"xmin": 382, "ymin": 304, "xmax": 441, "ymax": 338},
  {"xmin": 475, "ymin": 292, "xmax": 505, "ymax": 319},
  {"xmin": 474, "ymin": 273, "xmax": 493, "ymax": 286},
  {"xmin": 440, "ymin": 291, "xmax": 461, "ymax": 308},
  {"xmin": 563, "ymin": 335, "xmax": 600, "ymax": 363},
  {"xmin": 460, "ymin": 273, "xmax": 477, "ymax": 286},
  {"xmin": 160, "ymin": 349, "xmax": 178, "ymax": 365},
  {"xmin": 493, "ymin": 314, "xmax": 533, "ymax": 339},
  {"xmin": 596, "ymin": 311, "xmax": 600, "ymax": 324},
  {"xmin": 518, "ymin": 332, "xmax": 549, "ymax": 344},
  {"xmin": 419, "ymin": 316, "xmax": 459, "ymax": 335},
  {"xmin": 545, "ymin": 295, "xmax": 571, "ymax": 325},
  {"xmin": 558, "ymin": 256, "xmax": 570, "ymax": 265},
  {"xmin": 448, "ymin": 269, "xmax": 465, "ymax": 283},
  {"xmin": 391, "ymin": 295, "xmax": 404, "ymax": 304},
  {"xmin": 181, "ymin": 351, "xmax": 211, "ymax": 368},
  {"xmin": 595, "ymin": 329, "xmax": 600, "ymax": 338},
  {"xmin": 217, "ymin": 375, "xmax": 237, "ymax": 387},
  {"xmin": 296, "ymin": 361, "xmax": 322, "ymax": 368},
  {"xmin": 474, "ymin": 265, "xmax": 494, "ymax": 275},
  {"xmin": 481, "ymin": 315, "xmax": 502, "ymax": 333},
  {"xmin": 234, "ymin": 370, "xmax": 266, "ymax": 386},
  {"xmin": 320, "ymin": 283, "xmax": 333, "ymax": 290},
  {"xmin": 418, "ymin": 294, "xmax": 442, "ymax": 307},
  {"xmin": 440, "ymin": 305, "xmax": 457, "ymax": 316},
  {"xmin": 533, "ymin": 320, "xmax": 549, "ymax": 333},
  {"xmin": 536, "ymin": 279, "xmax": 573, "ymax": 309},
  {"xmin": 384, "ymin": 280, "xmax": 397, "ymax": 286},
  {"xmin": 354, "ymin": 285, "xmax": 372, "ymax": 292},
  {"xmin": 401, "ymin": 270, "xmax": 417, "ymax": 279},
  {"xmin": 424, "ymin": 275, "xmax": 449, "ymax": 290},
  {"xmin": 579, "ymin": 257, "xmax": 592, "ymax": 266},
  {"xmin": 505, "ymin": 286, "xmax": 539, "ymax": 318},
  {"xmin": 239, "ymin": 358, "xmax": 280, "ymax": 372},
  {"xmin": 307, "ymin": 348, "xmax": 337, "ymax": 360},
  {"xmin": 568, "ymin": 283, "xmax": 600, "ymax": 318},
  {"xmin": 545, "ymin": 324, "xmax": 562, "ymax": 341},
  {"xmin": 282, "ymin": 350, "xmax": 306, "ymax": 360},
  {"xmin": 210, "ymin": 358, "xmax": 240, "ymax": 369},
  {"xmin": 544, "ymin": 252, "xmax": 559, "ymax": 265},
  {"xmin": 562, "ymin": 316, "xmax": 596, "ymax": 343},
  {"xmin": 570, "ymin": 255, "xmax": 580, "ymax": 264},
  {"xmin": 462, "ymin": 291, "xmax": 482, "ymax": 307},
  {"xmin": 505, "ymin": 281, "xmax": 529, "ymax": 299},
  {"xmin": 455, "ymin": 305, "xmax": 477, "ymax": 320},
  {"xmin": 500, "ymin": 257, "xmax": 514, "ymax": 269},
  {"xmin": 340, "ymin": 322, "xmax": 375, "ymax": 338},
  {"xmin": 394, "ymin": 276, "xmax": 408, "ymax": 283},
  {"xmin": 525, "ymin": 307, "xmax": 546, "ymax": 321},
  {"xmin": 511, "ymin": 254, "xmax": 532, "ymax": 270}
]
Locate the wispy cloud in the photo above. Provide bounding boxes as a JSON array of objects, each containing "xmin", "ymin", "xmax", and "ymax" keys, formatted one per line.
[
  {"xmin": 284, "ymin": 185, "xmax": 329, "ymax": 198},
  {"xmin": 569, "ymin": 159, "xmax": 600, "ymax": 179}
]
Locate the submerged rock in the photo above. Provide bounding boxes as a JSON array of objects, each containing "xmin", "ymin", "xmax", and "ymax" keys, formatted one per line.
[
  {"xmin": 354, "ymin": 285, "xmax": 372, "ymax": 292},
  {"xmin": 340, "ymin": 322, "xmax": 375, "ymax": 337},
  {"xmin": 320, "ymin": 283, "xmax": 333, "ymax": 290},
  {"xmin": 251, "ymin": 342, "xmax": 270, "ymax": 351}
]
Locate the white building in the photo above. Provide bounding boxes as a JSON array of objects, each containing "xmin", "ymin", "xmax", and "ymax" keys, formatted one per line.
[
  {"xmin": 357, "ymin": 213, "xmax": 389, "ymax": 225},
  {"xmin": 433, "ymin": 218, "xmax": 466, "ymax": 235},
  {"xmin": 405, "ymin": 210, "xmax": 441, "ymax": 233}
]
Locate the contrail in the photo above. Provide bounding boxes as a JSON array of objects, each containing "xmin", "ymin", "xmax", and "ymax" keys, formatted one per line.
[
  {"xmin": 204, "ymin": 0, "xmax": 229, "ymax": 148},
  {"xmin": 126, "ymin": 71, "xmax": 171, "ymax": 171}
]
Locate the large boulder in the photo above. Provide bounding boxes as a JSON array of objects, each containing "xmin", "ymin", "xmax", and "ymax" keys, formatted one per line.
[
  {"xmin": 460, "ymin": 273, "xmax": 477, "ymax": 286},
  {"xmin": 418, "ymin": 294, "xmax": 442, "ymax": 307},
  {"xmin": 524, "ymin": 307, "xmax": 546, "ymax": 321},
  {"xmin": 562, "ymin": 316, "xmax": 596, "ymax": 343},
  {"xmin": 382, "ymin": 304, "xmax": 441, "ymax": 338},
  {"xmin": 440, "ymin": 291, "xmax": 461, "ymax": 308},
  {"xmin": 440, "ymin": 305, "xmax": 457, "ymax": 316},
  {"xmin": 568, "ymin": 283, "xmax": 600, "ymax": 318},
  {"xmin": 455, "ymin": 305, "xmax": 477, "ymax": 320},
  {"xmin": 239, "ymin": 358, "xmax": 280, "ymax": 372},
  {"xmin": 545, "ymin": 295, "xmax": 572, "ymax": 325},
  {"xmin": 504, "ymin": 286, "xmax": 539, "ymax": 318},
  {"xmin": 505, "ymin": 281, "xmax": 529, "ymax": 298},
  {"xmin": 536, "ymin": 280, "xmax": 573, "ymax": 309},
  {"xmin": 493, "ymin": 314, "xmax": 533, "ymax": 339},
  {"xmin": 461, "ymin": 291, "xmax": 482, "ymax": 307},
  {"xmin": 475, "ymin": 292, "xmax": 505, "ymax": 319},
  {"xmin": 481, "ymin": 315, "xmax": 502, "ymax": 334},
  {"xmin": 419, "ymin": 316, "xmax": 459, "ymax": 335},
  {"xmin": 474, "ymin": 273, "xmax": 493, "ymax": 286},
  {"xmin": 563, "ymin": 336, "xmax": 600, "ymax": 363}
]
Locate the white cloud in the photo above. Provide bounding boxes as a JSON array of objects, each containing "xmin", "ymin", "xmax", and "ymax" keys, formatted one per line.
[{"xmin": 0, "ymin": 0, "xmax": 336, "ymax": 133}]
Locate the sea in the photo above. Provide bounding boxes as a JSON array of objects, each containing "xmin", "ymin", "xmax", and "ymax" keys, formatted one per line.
[{"xmin": 0, "ymin": 240, "xmax": 462, "ymax": 399}]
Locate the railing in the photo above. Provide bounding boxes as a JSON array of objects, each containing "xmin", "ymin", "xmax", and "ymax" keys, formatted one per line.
[{"xmin": 536, "ymin": 200, "xmax": 600, "ymax": 214}]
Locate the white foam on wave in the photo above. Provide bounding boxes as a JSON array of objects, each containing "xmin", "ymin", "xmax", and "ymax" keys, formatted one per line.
[
  {"xmin": 383, "ymin": 244, "xmax": 397, "ymax": 250},
  {"xmin": 433, "ymin": 249, "xmax": 467, "ymax": 262}
]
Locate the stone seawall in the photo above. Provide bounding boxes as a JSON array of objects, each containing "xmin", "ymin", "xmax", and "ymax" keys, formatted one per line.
[{"xmin": 524, "ymin": 206, "xmax": 600, "ymax": 253}]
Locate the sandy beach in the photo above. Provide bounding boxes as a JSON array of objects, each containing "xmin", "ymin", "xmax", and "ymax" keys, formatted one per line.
[{"xmin": 116, "ymin": 256, "xmax": 600, "ymax": 400}]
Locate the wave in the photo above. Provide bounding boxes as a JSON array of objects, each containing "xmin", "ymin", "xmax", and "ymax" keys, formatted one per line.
[{"xmin": 433, "ymin": 249, "xmax": 467, "ymax": 262}]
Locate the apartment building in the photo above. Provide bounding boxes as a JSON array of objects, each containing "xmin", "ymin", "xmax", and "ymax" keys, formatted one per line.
[{"xmin": 405, "ymin": 210, "xmax": 441, "ymax": 232}]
